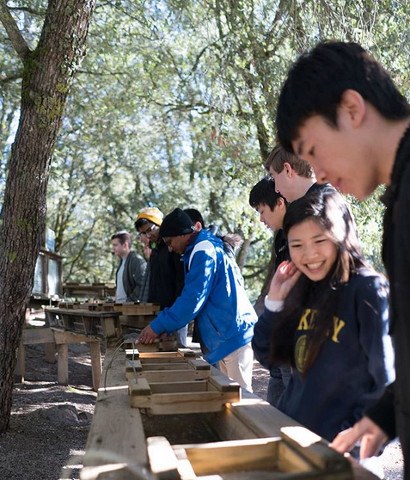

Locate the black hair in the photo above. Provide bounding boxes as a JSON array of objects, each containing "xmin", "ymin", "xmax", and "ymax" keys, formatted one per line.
[
  {"xmin": 249, "ymin": 177, "xmax": 286, "ymax": 210},
  {"xmin": 134, "ymin": 218, "xmax": 150, "ymax": 231},
  {"xmin": 271, "ymin": 188, "xmax": 368, "ymax": 373},
  {"xmin": 184, "ymin": 208, "xmax": 205, "ymax": 228},
  {"xmin": 276, "ymin": 41, "xmax": 410, "ymax": 152}
]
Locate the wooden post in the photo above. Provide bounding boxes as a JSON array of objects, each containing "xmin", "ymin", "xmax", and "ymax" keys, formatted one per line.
[
  {"xmin": 57, "ymin": 343, "xmax": 69, "ymax": 385},
  {"xmin": 89, "ymin": 340, "xmax": 101, "ymax": 391},
  {"xmin": 14, "ymin": 340, "xmax": 25, "ymax": 383}
]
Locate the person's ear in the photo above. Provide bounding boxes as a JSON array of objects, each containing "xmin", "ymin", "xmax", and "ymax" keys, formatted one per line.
[
  {"xmin": 283, "ymin": 162, "xmax": 293, "ymax": 177},
  {"xmin": 339, "ymin": 89, "xmax": 366, "ymax": 128},
  {"xmin": 276, "ymin": 197, "xmax": 286, "ymax": 209}
]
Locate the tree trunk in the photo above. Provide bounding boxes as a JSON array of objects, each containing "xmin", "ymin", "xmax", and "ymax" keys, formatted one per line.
[{"xmin": 0, "ymin": 0, "xmax": 95, "ymax": 433}]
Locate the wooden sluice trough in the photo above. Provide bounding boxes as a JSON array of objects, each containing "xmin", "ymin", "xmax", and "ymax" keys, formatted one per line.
[
  {"xmin": 80, "ymin": 348, "xmax": 377, "ymax": 480},
  {"xmin": 44, "ymin": 306, "xmax": 120, "ymax": 341}
]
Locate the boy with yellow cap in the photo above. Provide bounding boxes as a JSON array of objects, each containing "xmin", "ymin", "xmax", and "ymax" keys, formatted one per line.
[{"xmin": 135, "ymin": 207, "xmax": 187, "ymax": 346}]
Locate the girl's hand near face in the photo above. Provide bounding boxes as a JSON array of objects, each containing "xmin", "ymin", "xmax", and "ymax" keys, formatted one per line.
[{"xmin": 268, "ymin": 260, "xmax": 301, "ymax": 301}]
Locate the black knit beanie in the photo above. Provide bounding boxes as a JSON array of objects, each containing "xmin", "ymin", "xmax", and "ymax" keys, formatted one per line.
[{"xmin": 159, "ymin": 208, "xmax": 195, "ymax": 237}]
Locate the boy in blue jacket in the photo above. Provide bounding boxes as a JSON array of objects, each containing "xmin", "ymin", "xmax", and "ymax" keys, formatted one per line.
[{"xmin": 138, "ymin": 208, "xmax": 257, "ymax": 391}]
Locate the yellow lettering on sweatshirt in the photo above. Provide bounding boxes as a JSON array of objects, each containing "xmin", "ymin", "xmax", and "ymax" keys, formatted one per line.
[
  {"xmin": 297, "ymin": 309, "xmax": 316, "ymax": 331},
  {"xmin": 331, "ymin": 317, "xmax": 345, "ymax": 343}
]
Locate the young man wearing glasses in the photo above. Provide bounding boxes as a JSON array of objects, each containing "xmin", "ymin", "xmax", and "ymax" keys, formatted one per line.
[{"xmin": 134, "ymin": 207, "xmax": 187, "ymax": 346}]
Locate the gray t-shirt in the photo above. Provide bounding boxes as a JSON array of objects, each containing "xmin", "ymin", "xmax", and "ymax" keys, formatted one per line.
[{"xmin": 115, "ymin": 259, "xmax": 127, "ymax": 302}]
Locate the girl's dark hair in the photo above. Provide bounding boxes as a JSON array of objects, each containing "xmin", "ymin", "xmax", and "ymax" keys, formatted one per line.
[{"xmin": 271, "ymin": 188, "xmax": 368, "ymax": 373}]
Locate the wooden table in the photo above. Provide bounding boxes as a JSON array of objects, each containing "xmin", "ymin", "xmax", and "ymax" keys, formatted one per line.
[
  {"xmin": 15, "ymin": 327, "xmax": 102, "ymax": 391},
  {"xmin": 80, "ymin": 348, "xmax": 379, "ymax": 480}
]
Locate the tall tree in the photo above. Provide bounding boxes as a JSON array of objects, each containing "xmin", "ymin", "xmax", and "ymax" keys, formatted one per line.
[{"xmin": 0, "ymin": 0, "xmax": 95, "ymax": 432}]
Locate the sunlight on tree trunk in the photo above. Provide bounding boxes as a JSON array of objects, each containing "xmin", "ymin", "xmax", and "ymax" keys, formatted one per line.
[{"xmin": 0, "ymin": 0, "xmax": 95, "ymax": 433}]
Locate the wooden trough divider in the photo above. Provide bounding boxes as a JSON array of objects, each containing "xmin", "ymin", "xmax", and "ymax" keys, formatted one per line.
[
  {"xmin": 126, "ymin": 356, "xmax": 211, "ymax": 383},
  {"xmin": 79, "ymin": 346, "xmax": 376, "ymax": 480},
  {"xmin": 129, "ymin": 371, "xmax": 241, "ymax": 415},
  {"xmin": 125, "ymin": 347, "xmax": 207, "ymax": 382},
  {"xmin": 126, "ymin": 347, "xmax": 240, "ymax": 415},
  {"xmin": 146, "ymin": 426, "xmax": 353, "ymax": 480}
]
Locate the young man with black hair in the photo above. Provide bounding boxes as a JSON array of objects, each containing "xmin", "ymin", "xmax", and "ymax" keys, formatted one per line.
[
  {"xmin": 276, "ymin": 40, "xmax": 410, "ymax": 476},
  {"xmin": 137, "ymin": 208, "xmax": 257, "ymax": 391},
  {"xmin": 111, "ymin": 231, "xmax": 146, "ymax": 303},
  {"xmin": 249, "ymin": 178, "xmax": 291, "ymax": 406}
]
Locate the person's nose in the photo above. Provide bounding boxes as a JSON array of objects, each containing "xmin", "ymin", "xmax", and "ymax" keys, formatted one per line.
[
  {"xmin": 303, "ymin": 244, "xmax": 319, "ymax": 260},
  {"xmin": 310, "ymin": 163, "xmax": 327, "ymax": 184}
]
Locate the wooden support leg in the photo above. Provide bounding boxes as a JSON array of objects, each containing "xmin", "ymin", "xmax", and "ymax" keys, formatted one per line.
[
  {"xmin": 44, "ymin": 343, "xmax": 56, "ymax": 363},
  {"xmin": 57, "ymin": 343, "xmax": 69, "ymax": 385},
  {"xmin": 14, "ymin": 340, "xmax": 25, "ymax": 383},
  {"xmin": 89, "ymin": 341, "xmax": 101, "ymax": 391}
]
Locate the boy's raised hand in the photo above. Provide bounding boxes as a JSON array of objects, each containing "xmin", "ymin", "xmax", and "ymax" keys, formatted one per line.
[{"xmin": 267, "ymin": 260, "xmax": 301, "ymax": 301}]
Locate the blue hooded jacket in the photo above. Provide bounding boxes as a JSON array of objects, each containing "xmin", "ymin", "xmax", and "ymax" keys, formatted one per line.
[{"xmin": 150, "ymin": 229, "xmax": 257, "ymax": 364}]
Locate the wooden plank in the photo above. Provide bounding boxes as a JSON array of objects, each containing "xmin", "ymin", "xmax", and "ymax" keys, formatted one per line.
[
  {"xmin": 149, "ymin": 380, "xmax": 209, "ymax": 394},
  {"xmin": 129, "ymin": 369, "xmax": 210, "ymax": 383},
  {"xmin": 187, "ymin": 358, "xmax": 210, "ymax": 370},
  {"xmin": 225, "ymin": 394, "xmax": 301, "ymax": 438},
  {"xmin": 136, "ymin": 351, "xmax": 192, "ymax": 363},
  {"xmin": 131, "ymin": 389, "xmax": 239, "ymax": 414},
  {"xmin": 125, "ymin": 359, "xmax": 143, "ymax": 374},
  {"xmin": 129, "ymin": 376, "xmax": 239, "ymax": 414},
  {"xmin": 83, "ymin": 349, "xmax": 148, "ymax": 479},
  {"xmin": 280, "ymin": 426, "xmax": 351, "ymax": 474},
  {"xmin": 138, "ymin": 362, "xmax": 193, "ymax": 371},
  {"xmin": 46, "ymin": 307, "xmax": 120, "ymax": 317},
  {"xmin": 21, "ymin": 327, "xmax": 54, "ymax": 345},
  {"xmin": 147, "ymin": 436, "xmax": 180, "ymax": 480},
  {"xmin": 176, "ymin": 438, "xmax": 281, "ymax": 475},
  {"xmin": 53, "ymin": 329, "xmax": 97, "ymax": 344},
  {"xmin": 125, "ymin": 348, "xmax": 139, "ymax": 360},
  {"xmin": 208, "ymin": 373, "xmax": 241, "ymax": 392},
  {"xmin": 277, "ymin": 442, "xmax": 319, "ymax": 474},
  {"xmin": 126, "ymin": 356, "xmax": 211, "ymax": 382},
  {"xmin": 177, "ymin": 348, "xmax": 196, "ymax": 358},
  {"xmin": 130, "ymin": 377, "xmax": 152, "ymax": 395}
]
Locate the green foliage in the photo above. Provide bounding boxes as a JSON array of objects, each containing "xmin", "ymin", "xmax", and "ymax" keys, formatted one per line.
[{"xmin": 1, "ymin": 0, "xmax": 408, "ymax": 294}]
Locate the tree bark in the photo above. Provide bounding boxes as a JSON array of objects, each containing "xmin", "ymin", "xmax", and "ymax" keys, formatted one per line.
[{"xmin": 0, "ymin": 0, "xmax": 95, "ymax": 433}]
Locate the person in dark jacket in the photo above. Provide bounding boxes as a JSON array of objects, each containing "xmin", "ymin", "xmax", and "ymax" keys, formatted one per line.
[
  {"xmin": 111, "ymin": 231, "xmax": 146, "ymax": 303},
  {"xmin": 137, "ymin": 208, "xmax": 257, "ymax": 390},
  {"xmin": 249, "ymin": 177, "xmax": 291, "ymax": 406},
  {"xmin": 275, "ymin": 40, "xmax": 410, "ymax": 475},
  {"xmin": 134, "ymin": 207, "xmax": 187, "ymax": 346},
  {"xmin": 253, "ymin": 189, "xmax": 394, "ymax": 442}
]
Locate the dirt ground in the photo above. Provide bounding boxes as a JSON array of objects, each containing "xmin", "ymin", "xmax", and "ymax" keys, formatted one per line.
[{"xmin": 0, "ymin": 342, "xmax": 404, "ymax": 480}]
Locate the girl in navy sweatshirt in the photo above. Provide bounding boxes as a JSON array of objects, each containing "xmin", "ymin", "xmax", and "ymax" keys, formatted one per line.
[{"xmin": 252, "ymin": 189, "xmax": 395, "ymax": 442}]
